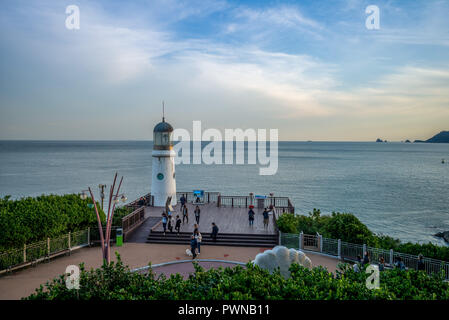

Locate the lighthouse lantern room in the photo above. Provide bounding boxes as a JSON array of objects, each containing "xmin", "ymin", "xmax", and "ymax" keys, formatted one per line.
[{"xmin": 151, "ymin": 116, "xmax": 177, "ymax": 207}]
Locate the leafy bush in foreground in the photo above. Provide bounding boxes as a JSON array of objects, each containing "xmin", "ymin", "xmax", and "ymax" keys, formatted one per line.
[
  {"xmin": 26, "ymin": 254, "xmax": 449, "ymax": 300},
  {"xmin": 0, "ymin": 194, "xmax": 105, "ymax": 250}
]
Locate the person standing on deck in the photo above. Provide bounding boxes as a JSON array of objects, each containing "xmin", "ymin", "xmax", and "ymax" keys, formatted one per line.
[
  {"xmin": 175, "ymin": 215, "xmax": 182, "ymax": 235},
  {"xmin": 262, "ymin": 208, "xmax": 269, "ymax": 229},
  {"xmin": 193, "ymin": 223, "xmax": 199, "ymax": 236},
  {"xmin": 190, "ymin": 235, "xmax": 197, "ymax": 259},
  {"xmin": 161, "ymin": 212, "xmax": 168, "ymax": 235},
  {"xmin": 211, "ymin": 222, "xmax": 219, "ymax": 242},
  {"xmin": 182, "ymin": 205, "xmax": 189, "ymax": 224},
  {"xmin": 194, "ymin": 205, "xmax": 201, "ymax": 224},
  {"xmin": 168, "ymin": 214, "xmax": 175, "ymax": 233},
  {"xmin": 248, "ymin": 207, "xmax": 255, "ymax": 227},
  {"xmin": 180, "ymin": 194, "xmax": 186, "ymax": 208}
]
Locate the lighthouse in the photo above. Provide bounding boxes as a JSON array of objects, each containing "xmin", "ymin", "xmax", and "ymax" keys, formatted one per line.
[{"xmin": 151, "ymin": 116, "xmax": 177, "ymax": 207}]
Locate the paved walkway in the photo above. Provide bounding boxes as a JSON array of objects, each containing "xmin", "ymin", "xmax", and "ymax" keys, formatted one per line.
[{"xmin": 0, "ymin": 243, "xmax": 340, "ymax": 300}]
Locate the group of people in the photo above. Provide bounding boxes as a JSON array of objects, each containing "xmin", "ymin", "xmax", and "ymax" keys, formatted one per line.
[
  {"xmin": 188, "ymin": 223, "xmax": 219, "ymax": 259},
  {"xmin": 161, "ymin": 211, "xmax": 181, "ymax": 235},
  {"xmin": 353, "ymin": 251, "xmax": 426, "ymax": 272},
  {"xmin": 248, "ymin": 205, "xmax": 273, "ymax": 229},
  {"xmin": 180, "ymin": 194, "xmax": 201, "ymax": 225},
  {"xmin": 160, "ymin": 194, "xmax": 220, "ymax": 259}
]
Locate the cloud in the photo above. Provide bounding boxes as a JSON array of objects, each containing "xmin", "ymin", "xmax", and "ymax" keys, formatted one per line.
[
  {"xmin": 253, "ymin": 246, "xmax": 312, "ymax": 278},
  {"xmin": 1, "ymin": 0, "xmax": 449, "ymax": 140}
]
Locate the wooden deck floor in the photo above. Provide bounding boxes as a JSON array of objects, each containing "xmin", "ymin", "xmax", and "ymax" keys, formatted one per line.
[{"xmin": 145, "ymin": 203, "xmax": 276, "ymax": 235}]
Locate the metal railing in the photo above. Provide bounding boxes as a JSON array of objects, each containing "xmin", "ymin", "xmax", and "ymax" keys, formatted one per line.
[
  {"xmin": 176, "ymin": 192, "xmax": 220, "ymax": 204},
  {"xmin": 340, "ymin": 241, "xmax": 364, "ymax": 260},
  {"xmin": 303, "ymin": 234, "xmax": 318, "ymax": 248},
  {"xmin": 0, "ymin": 229, "xmax": 90, "ymax": 274},
  {"xmin": 218, "ymin": 195, "xmax": 294, "ymax": 213},
  {"xmin": 322, "ymin": 237, "xmax": 339, "ymax": 256},
  {"xmin": 122, "ymin": 206, "xmax": 146, "ymax": 240},
  {"xmin": 219, "ymin": 195, "xmax": 252, "ymax": 208},
  {"xmin": 126, "ymin": 193, "xmax": 152, "ymax": 210},
  {"xmin": 279, "ymin": 231, "xmax": 449, "ymax": 280}
]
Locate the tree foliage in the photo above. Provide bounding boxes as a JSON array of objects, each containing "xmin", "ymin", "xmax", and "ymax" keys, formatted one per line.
[{"xmin": 0, "ymin": 194, "xmax": 105, "ymax": 250}]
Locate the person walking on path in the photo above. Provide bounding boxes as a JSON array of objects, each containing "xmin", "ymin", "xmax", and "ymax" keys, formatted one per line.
[
  {"xmin": 417, "ymin": 254, "xmax": 426, "ymax": 271},
  {"xmin": 194, "ymin": 229, "xmax": 202, "ymax": 255},
  {"xmin": 262, "ymin": 208, "xmax": 269, "ymax": 229},
  {"xmin": 194, "ymin": 206, "xmax": 201, "ymax": 224},
  {"xmin": 379, "ymin": 257, "xmax": 385, "ymax": 271},
  {"xmin": 211, "ymin": 222, "xmax": 219, "ymax": 242},
  {"xmin": 190, "ymin": 235, "xmax": 197, "ymax": 259},
  {"xmin": 161, "ymin": 213, "xmax": 168, "ymax": 235},
  {"xmin": 175, "ymin": 215, "xmax": 182, "ymax": 235},
  {"xmin": 395, "ymin": 257, "xmax": 406, "ymax": 270},
  {"xmin": 182, "ymin": 205, "xmax": 189, "ymax": 224},
  {"xmin": 248, "ymin": 207, "xmax": 255, "ymax": 227}
]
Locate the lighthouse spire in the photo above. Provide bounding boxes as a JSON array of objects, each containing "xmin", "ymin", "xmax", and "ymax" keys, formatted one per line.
[{"xmin": 162, "ymin": 101, "xmax": 165, "ymax": 122}]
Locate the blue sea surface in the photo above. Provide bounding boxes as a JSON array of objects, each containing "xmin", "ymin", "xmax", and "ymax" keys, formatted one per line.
[{"xmin": 0, "ymin": 140, "xmax": 448, "ymax": 245}]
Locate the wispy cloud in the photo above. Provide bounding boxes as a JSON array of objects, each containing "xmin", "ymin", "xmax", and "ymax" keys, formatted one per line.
[{"xmin": 0, "ymin": 0, "xmax": 448, "ymax": 140}]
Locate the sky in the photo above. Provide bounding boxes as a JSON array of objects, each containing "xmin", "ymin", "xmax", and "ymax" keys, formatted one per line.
[{"xmin": 0, "ymin": 0, "xmax": 448, "ymax": 141}]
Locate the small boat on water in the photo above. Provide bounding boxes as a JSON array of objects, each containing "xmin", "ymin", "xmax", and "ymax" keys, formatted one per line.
[{"xmin": 442, "ymin": 159, "xmax": 445, "ymax": 164}]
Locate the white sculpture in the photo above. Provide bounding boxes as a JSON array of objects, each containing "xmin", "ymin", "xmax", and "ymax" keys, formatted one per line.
[{"xmin": 253, "ymin": 245, "xmax": 312, "ymax": 278}]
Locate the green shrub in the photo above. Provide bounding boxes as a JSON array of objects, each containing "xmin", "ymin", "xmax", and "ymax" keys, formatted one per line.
[
  {"xmin": 25, "ymin": 254, "xmax": 449, "ymax": 300},
  {"xmin": 0, "ymin": 194, "xmax": 105, "ymax": 251},
  {"xmin": 112, "ymin": 206, "xmax": 133, "ymax": 227}
]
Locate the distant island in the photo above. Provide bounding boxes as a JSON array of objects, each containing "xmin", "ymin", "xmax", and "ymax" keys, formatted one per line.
[
  {"xmin": 376, "ymin": 138, "xmax": 387, "ymax": 143},
  {"xmin": 414, "ymin": 131, "xmax": 449, "ymax": 143}
]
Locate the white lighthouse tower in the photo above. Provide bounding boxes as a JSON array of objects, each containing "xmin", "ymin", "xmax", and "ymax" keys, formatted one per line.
[{"xmin": 151, "ymin": 115, "xmax": 177, "ymax": 207}]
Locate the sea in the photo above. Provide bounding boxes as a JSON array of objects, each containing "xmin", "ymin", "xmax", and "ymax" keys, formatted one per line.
[{"xmin": 0, "ymin": 140, "xmax": 448, "ymax": 245}]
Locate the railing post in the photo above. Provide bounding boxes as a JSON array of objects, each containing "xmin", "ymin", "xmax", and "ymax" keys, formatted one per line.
[
  {"xmin": 337, "ymin": 239, "xmax": 341, "ymax": 259},
  {"xmin": 319, "ymin": 234, "xmax": 323, "ymax": 253},
  {"xmin": 87, "ymin": 227, "xmax": 91, "ymax": 246},
  {"xmin": 299, "ymin": 231, "xmax": 303, "ymax": 250},
  {"xmin": 47, "ymin": 237, "xmax": 50, "ymax": 256},
  {"xmin": 363, "ymin": 243, "xmax": 367, "ymax": 255},
  {"xmin": 23, "ymin": 243, "xmax": 26, "ymax": 263},
  {"xmin": 232, "ymin": 198, "xmax": 234, "ymax": 207},
  {"xmin": 389, "ymin": 249, "xmax": 394, "ymax": 265},
  {"xmin": 68, "ymin": 232, "xmax": 71, "ymax": 253},
  {"xmin": 217, "ymin": 195, "xmax": 221, "ymax": 207}
]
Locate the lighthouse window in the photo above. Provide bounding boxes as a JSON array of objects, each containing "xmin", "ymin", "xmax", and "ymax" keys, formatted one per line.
[
  {"xmin": 162, "ymin": 132, "xmax": 169, "ymax": 144},
  {"xmin": 157, "ymin": 173, "xmax": 164, "ymax": 180}
]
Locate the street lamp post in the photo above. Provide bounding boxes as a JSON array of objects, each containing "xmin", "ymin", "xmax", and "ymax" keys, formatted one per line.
[{"xmin": 81, "ymin": 172, "xmax": 126, "ymax": 264}]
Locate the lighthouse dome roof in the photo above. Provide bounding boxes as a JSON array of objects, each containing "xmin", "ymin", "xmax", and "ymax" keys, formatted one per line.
[{"xmin": 153, "ymin": 120, "xmax": 173, "ymax": 133}]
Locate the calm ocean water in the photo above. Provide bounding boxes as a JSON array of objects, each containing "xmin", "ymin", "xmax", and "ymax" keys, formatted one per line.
[{"xmin": 0, "ymin": 140, "xmax": 448, "ymax": 245}]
